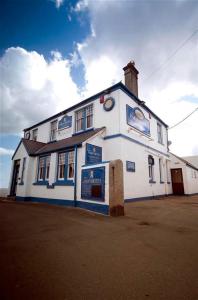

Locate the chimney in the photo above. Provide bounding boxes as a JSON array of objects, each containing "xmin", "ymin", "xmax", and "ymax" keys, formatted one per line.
[{"xmin": 123, "ymin": 61, "xmax": 139, "ymax": 97}]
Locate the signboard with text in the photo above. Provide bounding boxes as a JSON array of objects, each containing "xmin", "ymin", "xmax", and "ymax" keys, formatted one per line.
[
  {"xmin": 126, "ymin": 161, "xmax": 135, "ymax": 172},
  {"xmin": 85, "ymin": 143, "xmax": 102, "ymax": 165},
  {"xmin": 81, "ymin": 167, "xmax": 105, "ymax": 201},
  {"xmin": 58, "ymin": 115, "xmax": 72, "ymax": 130}
]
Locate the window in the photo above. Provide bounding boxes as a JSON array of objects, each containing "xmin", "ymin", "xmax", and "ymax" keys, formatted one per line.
[
  {"xmin": 32, "ymin": 129, "xmax": 38, "ymax": 141},
  {"xmin": 166, "ymin": 160, "xmax": 170, "ymax": 182},
  {"xmin": 157, "ymin": 123, "xmax": 163, "ymax": 144},
  {"xmin": 50, "ymin": 120, "xmax": 57, "ymax": 141},
  {"xmin": 38, "ymin": 156, "xmax": 50, "ymax": 181},
  {"xmin": 68, "ymin": 151, "xmax": 74, "ymax": 179},
  {"xmin": 148, "ymin": 155, "xmax": 155, "ymax": 182},
  {"xmin": 58, "ymin": 153, "xmax": 66, "ymax": 180},
  {"xmin": 57, "ymin": 151, "xmax": 74, "ymax": 181},
  {"xmin": 159, "ymin": 158, "xmax": 163, "ymax": 182},
  {"xmin": 75, "ymin": 105, "xmax": 93, "ymax": 132},
  {"xmin": 20, "ymin": 157, "xmax": 26, "ymax": 184}
]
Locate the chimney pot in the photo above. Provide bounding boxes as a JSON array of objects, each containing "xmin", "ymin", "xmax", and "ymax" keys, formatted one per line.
[{"xmin": 123, "ymin": 61, "xmax": 139, "ymax": 97}]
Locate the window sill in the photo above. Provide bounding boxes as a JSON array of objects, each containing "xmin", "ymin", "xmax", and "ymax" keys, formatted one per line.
[
  {"xmin": 33, "ymin": 181, "xmax": 49, "ymax": 186},
  {"xmin": 54, "ymin": 180, "xmax": 74, "ymax": 186},
  {"xmin": 160, "ymin": 181, "xmax": 164, "ymax": 184},
  {"xmin": 158, "ymin": 141, "xmax": 164, "ymax": 145},
  {"xmin": 72, "ymin": 128, "xmax": 94, "ymax": 136},
  {"xmin": 149, "ymin": 180, "xmax": 156, "ymax": 184},
  {"xmin": 18, "ymin": 182, "xmax": 24, "ymax": 185},
  {"xmin": 167, "ymin": 181, "xmax": 171, "ymax": 184}
]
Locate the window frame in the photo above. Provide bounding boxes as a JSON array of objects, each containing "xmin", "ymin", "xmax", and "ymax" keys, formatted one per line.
[
  {"xmin": 148, "ymin": 155, "xmax": 155, "ymax": 183},
  {"xmin": 159, "ymin": 158, "xmax": 164, "ymax": 183},
  {"xmin": 32, "ymin": 128, "xmax": 38, "ymax": 141},
  {"xmin": 75, "ymin": 104, "xmax": 93, "ymax": 133},
  {"xmin": 50, "ymin": 119, "xmax": 58, "ymax": 142},
  {"xmin": 37, "ymin": 155, "xmax": 51, "ymax": 183},
  {"xmin": 56, "ymin": 150, "xmax": 75, "ymax": 185},
  {"xmin": 157, "ymin": 123, "xmax": 163, "ymax": 144}
]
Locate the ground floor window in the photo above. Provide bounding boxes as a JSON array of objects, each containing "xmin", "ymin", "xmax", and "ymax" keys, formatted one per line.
[
  {"xmin": 148, "ymin": 155, "xmax": 155, "ymax": 182},
  {"xmin": 38, "ymin": 156, "xmax": 51, "ymax": 181},
  {"xmin": 57, "ymin": 151, "xmax": 74, "ymax": 181}
]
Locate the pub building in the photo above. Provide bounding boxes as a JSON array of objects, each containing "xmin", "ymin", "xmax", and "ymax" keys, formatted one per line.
[{"xmin": 9, "ymin": 62, "xmax": 198, "ymax": 215}]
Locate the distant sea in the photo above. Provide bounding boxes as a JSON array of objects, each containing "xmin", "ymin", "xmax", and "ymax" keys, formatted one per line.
[{"xmin": 0, "ymin": 188, "xmax": 8, "ymax": 197}]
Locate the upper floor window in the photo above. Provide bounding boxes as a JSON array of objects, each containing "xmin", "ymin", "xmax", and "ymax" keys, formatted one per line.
[
  {"xmin": 148, "ymin": 155, "xmax": 155, "ymax": 182},
  {"xmin": 57, "ymin": 151, "xmax": 74, "ymax": 181},
  {"xmin": 32, "ymin": 129, "xmax": 38, "ymax": 141},
  {"xmin": 50, "ymin": 120, "xmax": 57, "ymax": 141},
  {"xmin": 38, "ymin": 156, "xmax": 50, "ymax": 181},
  {"xmin": 75, "ymin": 105, "xmax": 93, "ymax": 133},
  {"xmin": 157, "ymin": 123, "xmax": 163, "ymax": 144}
]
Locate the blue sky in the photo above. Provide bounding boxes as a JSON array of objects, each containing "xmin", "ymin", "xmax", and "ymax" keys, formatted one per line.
[{"xmin": 0, "ymin": 0, "xmax": 198, "ymax": 188}]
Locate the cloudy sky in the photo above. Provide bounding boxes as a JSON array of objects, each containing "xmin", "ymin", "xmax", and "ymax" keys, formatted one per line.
[{"xmin": 0, "ymin": 0, "xmax": 198, "ymax": 187}]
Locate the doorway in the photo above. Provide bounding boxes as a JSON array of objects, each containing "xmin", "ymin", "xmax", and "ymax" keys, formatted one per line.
[
  {"xmin": 171, "ymin": 168, "xmax": 184, "ymax": 195},
  {"xmin": 10, "ymin": 160, "xmax": 20, "ymax": 196}
]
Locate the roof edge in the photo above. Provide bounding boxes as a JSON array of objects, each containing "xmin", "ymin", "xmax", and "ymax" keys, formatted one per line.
[{"xmin": 170, "ymin": 152, "xmax": 198, "ymax": 171}]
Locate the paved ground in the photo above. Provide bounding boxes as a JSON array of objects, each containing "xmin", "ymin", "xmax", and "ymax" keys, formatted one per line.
[{"xmin": 0, "ymin": 196, "xmax": 198, "ymax": 300}]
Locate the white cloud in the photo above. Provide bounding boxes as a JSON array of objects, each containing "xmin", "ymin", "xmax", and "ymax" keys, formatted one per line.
[
  {"xmin": 53, "ymin": 0, "xmax": 64, "ymax": 9},
  {"xmin": 72, "ymin": 0, "xmax": 198, "ymax": 156},
  {"xmin": 0, "ymin": 47, "xmax": 80, "ymax": 134},
  {"xmin": 0, "ymin": 147, "xmax": 14, "ymax": 156}
]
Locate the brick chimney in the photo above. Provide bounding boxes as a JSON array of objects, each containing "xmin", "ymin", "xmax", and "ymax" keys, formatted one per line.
[{"xmin": 123, "ymin": 61, "xmax": 139, "ymax": 97}]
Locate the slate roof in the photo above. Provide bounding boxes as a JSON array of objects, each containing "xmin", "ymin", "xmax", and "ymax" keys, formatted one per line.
[{"xmin": 35, "ymin": 127, "xmax": 105, "ymax": 155}]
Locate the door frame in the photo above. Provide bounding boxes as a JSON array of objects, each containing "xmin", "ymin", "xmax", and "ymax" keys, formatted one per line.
[
  {"xmin": 171, "ymin": 168, "xmax": 184, "ymax": 195},
  {"xmin": 10, "ymin": 160, "xmax": 20, "ymax": 196}
]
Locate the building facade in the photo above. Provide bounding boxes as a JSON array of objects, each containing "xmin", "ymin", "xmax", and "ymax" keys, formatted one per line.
[{"xmin": 9, "ymin": 62, "xmax": 198, "ymax": 215}]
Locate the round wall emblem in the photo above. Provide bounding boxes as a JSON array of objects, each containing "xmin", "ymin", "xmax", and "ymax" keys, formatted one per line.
[{"xmin": 103, "ymin": 97, "xmax": 115, "ymax": 111}]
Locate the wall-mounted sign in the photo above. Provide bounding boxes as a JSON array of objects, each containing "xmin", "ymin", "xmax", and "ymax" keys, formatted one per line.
[
  {"xmin": 103, "ymin": 97, "xmax": 115, "ymax": 111},
  {"xmin": 86, "ymin": 143, "xmax": 102, "ymax": 165},
  {"xmin": 58, "ymin": 115, "xmax": 72, "ymax": 130},
  {"xmin": 126, "ymin": 105, "xmax": 150, "ymax": 135},
  {"xmin": 81, "ymin": 167, "xmax": 105, "ymax": 201},
  {"xmin": 126, "ymin": 161, "xmax": 135, "ymax": 172}
]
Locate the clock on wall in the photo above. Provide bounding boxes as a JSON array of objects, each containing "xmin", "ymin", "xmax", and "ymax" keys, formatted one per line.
[{"xmin": 103, "ymin": 97, "xmax": 115, "ymax": 111}]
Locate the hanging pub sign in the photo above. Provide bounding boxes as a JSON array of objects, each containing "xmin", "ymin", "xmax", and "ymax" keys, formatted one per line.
[
  {"xmin": 58, "ymin": 115, "xmax": 72, "ymax": 130},
  {"xmin": 85, "ymin": 143, "xmax": 102, "ymax": 165},
  {"xmin": 81, "ymin": 167, "xmax": 105, "ymax": 201},
  {"xmin": 126, "ymin": 105, "xmax": 150, "ymax": 135},
  {"xmin": 126, "ymin": 161, "xmax": 135, "ymax": 172}
]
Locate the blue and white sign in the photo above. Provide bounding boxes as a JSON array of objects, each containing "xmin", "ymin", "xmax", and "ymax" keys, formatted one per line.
[
  {"xmin": 81, "ymin": 167, "xmax": 105, "ymax": 201},
  {"xmin": 126, "ymin": 161, "xmax": 135, "ymax": 172},
  {"xmin": 126, "ymin": 105, "xmax": 150, "ymax": 135},
  {"xmin": 86, "ymin": 143, "xmax": 102, "ymax": 165},
  {"xmin": 58, "ymin": 115, "xmax": 72, "ymax": 130}
]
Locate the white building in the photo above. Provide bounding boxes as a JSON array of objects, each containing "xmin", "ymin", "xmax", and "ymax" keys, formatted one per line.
[{"xmin": 9, "ymin": 62, "xmax": 198, "ymax": 215}]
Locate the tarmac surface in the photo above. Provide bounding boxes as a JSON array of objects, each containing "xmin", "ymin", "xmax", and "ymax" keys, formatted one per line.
[{"xmin": 0, "ymin": 195, "xmax": 198, "ymax": 300}]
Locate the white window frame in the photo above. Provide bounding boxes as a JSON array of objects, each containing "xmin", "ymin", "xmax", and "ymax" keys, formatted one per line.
[{"xmin": 75, "ymin": 104, "xmax": 93, "ymax": 133}]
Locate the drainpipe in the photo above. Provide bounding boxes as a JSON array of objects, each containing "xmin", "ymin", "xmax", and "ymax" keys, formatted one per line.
[{"xmin": 74, "ymin": 145, "xmax": 78, "ymax": 207}]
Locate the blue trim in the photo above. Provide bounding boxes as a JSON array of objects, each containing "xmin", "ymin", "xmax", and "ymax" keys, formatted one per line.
[
  {"xmin": 72, "ymin": 128, "xmax": 94, "ymax": 137},
  {"xmin": 53, "ymin": 181, "xmax": 74, "ymax": 186},
  {"xmin": 16, "ymin": 196, "xmax": 74, "ymax": 206},
  {"xmin": 185, "ymin": 193, "xmax": 198, "ymax": 196},
  {"xmin": 82, "ymin": 160, "xmax": 110, "ymax": 167},
  {"xmin": 15, "ymin": 196, "xmax": 109, "ymax": 215},
  {"xmin": 76, "ymin": 200, "xmax": 109, "ymax": 215},
  {"xmin": 47, "ymin": 183, "xmax": 55, "ymax": 189},
  {"xmin": 149, "ymin": 180, "xmax": 156, "ymax": 184},
  {"xmin": 24, "ymin": 82, "xmax": 168, "ymax": 133},
  {"xmin": 33, "ymin": 181, "xmax": 49, "ymax": 186},
  {"xmin": 160, "ymin": 181, "xmax": 165, "ymax": 184},
  {"xmin": 125, "ymin": 194, "xmax": 169, "ymax": 203},
  {"xmin": 104, "ymin": 133, "xmax": 169, "ymax": 157}
]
